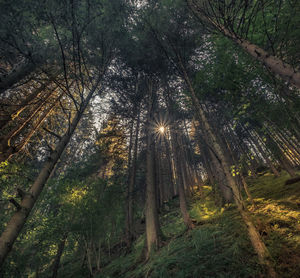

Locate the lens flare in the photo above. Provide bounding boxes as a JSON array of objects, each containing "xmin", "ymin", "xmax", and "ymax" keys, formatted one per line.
[{"xmin": 158, "ymin": 126, "xmax": 165, "ymax": 134}]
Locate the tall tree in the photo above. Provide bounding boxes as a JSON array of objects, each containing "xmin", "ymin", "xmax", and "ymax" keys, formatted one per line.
[
  {"xmin": 144, "ymin": 78, "xmax": 162, "ymax": 258},
  {"xmin": 186, "ymin": 0, "xmax": 300, "ymax": 89}
]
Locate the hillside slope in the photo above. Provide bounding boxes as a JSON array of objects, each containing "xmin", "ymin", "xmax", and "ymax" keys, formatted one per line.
[{"xmin": 98, "ymin": 172, "xmax": 300, "ymax": 278}]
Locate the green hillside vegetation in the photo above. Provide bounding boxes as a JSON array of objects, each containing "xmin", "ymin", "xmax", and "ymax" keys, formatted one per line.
[{"xmin": 100, "ymin": 172, "xmax": 300, "ymax": 278}]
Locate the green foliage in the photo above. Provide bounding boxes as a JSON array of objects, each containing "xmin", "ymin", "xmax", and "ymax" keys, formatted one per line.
[
  {"xmin": 100, "ymin": 172, "xmax": 300, "ymax": 277},
  {"xmin": 101, "ymin": 186, "xmax": 264, "ymax": 278},
  {"xmin": 0, "ymin": 145, "xmax": 128, "ymax": 277},
  {"xmin": 246, "ymin": 171, "xmax": 300, "ymax": 277}
]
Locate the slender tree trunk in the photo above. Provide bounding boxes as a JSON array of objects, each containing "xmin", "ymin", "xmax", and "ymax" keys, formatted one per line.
[
  {"xmin": 278, "ymin": 154, "xmax": 296, "ymax": 177},
  {"xmin": 126, "ymin": 111, "xmax": 140, "ymax": 246},
  {"xmin": 241, "ymin": 175, "xmax": 256, "ymax": 208},
  {"xmin": 170, "ymin": 129, "xmax": 194, "ymax": 229},
  {"xmin": 145, "ymin": 80, "xmax": 161, "ymax": 258},
  {"xmin": 202, "ymin": 150, "xmax": 214, "ymax": 185},
  {"xmin": 51, "ymin": 233, "xmax": 68, "ymax": 278},
  {"xmin": 245, "ymin": 128, "xmax": 280, "ymax": 177},
  {"xmin": 263, "ymin": 131, "xmax": 296, "ymax": 177},
  {"xmin": 225, "ymin": 123, "xmax": 258, "ymax": 178},
  {"xmin": 156, "ymin": 147, "xmax": 164, "ymax": 207},
  {"xmin": 275, "ymin": 130, "xmax": 300, "ymax": 163},
  {"xmin": 125, "ymin": 119, "xmax": 134, "ymax": 245},
  {"xmin": 167, "ymin": 130, "xmax": 178, "ymax": 196},
  {"xmin": 264, "ymin": 118, "xmax": 300, "ymax": 157},
  {"xmin": 195, "ymin": 122, "xmax": 233, "ymax": 203},
  {"xmin": 0, "ymin": 79, "xmax": 101, "ymax": 267},
  {"xmin": 222, "ymin": 131, "xmax": 257, "ymax": 207},
  {"xmin": 163, "ymin": 136, "xmax": 175, "ymax": 199},
  {"xmin": 263, "ymin": 123, "xmax": 300, "ymax": 165}
]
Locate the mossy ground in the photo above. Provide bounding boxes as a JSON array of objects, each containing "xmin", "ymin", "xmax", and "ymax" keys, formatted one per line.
[
  {"xmin": 98, "ymin": 171, "xmax": 300, "ymax": 278},
  {"xmin": 247, "ymin": 171, "xmax": 300, "ymax": 277}
]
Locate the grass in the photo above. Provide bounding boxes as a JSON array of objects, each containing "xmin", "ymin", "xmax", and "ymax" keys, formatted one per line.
[
  {"xmin": 246, "ymin": 171, "xmax": 300, "ymax": 278},
  {"xmin": 98, "ymin": 171, "xmax": 300, "ymax": 278}
]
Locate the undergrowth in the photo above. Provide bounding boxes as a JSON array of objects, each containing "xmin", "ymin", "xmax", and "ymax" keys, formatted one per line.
[
  {"xmin": 98, "ymin": 171, "xmax": 300, "ymax": 278},
  {"xmin": 247, "ymin": 171, "xmax": 300, "ymax": 278}
]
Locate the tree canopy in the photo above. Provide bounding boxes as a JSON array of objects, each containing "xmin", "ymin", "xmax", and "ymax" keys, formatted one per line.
[{"xmin": 0, "ymin": 0, "xmax": 299, "ymax": 277}]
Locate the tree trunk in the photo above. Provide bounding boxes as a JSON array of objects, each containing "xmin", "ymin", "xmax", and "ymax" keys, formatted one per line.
[
  {"xmin": 245, "ymin": 128, "xmax": 280, "ymax": 177},
  {"xmin": 166, "ymin": 130, "xmax": 178, "ymax": 196},
  {"xmin": 51, "ymin": 233, "xmax": 68, "ymax": 278},
  {"xmin": 264, "ymin": 131, "xmax": 296, "ymax": 177},
  {"xmin": 187, "ymin": 0, "xmax": 300, "ymax": 89},
  {"xmin": 194, "ymin": 122, "xmax": 233, "ymax": 203},
  {"xmin": 125, "ymin": 119, "xmax": 134, "ymax": 246},
  {"xmin": 228, "ymin": 33, "xmax": 300, "ymax": 89},
  {"xmin": 126, "ymin": 111, "xmax": 140, "ymax": 246},
  {"xmin": 155, "ymin": 146, "xmax": 165, "ymax": 209},
  {"xmin": 145, "ymin": 80, "xmax": 161, "ymax": 258},
  {"xmin": 163, "ymin": 136, "xmax": 175, "ymax": 199},
  {"xmin": 241, "ymin": 175, "xmax": 256, "ymax": 208},
  {"xmin": 145, "ymin": 130, "xmax": 161, "ymax": 257},
  {"xmin": 170, "ymin": 129, "xmax": 194, "ymax": 229},
  {"xmin": 0, "ymin": 79, "xmax": 101, "ymax": 267}
]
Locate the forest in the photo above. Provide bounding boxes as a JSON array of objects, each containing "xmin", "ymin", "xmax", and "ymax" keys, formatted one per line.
[{"xmin": 0, "ymin": 0, "xmax": 300, "ymax": 277}]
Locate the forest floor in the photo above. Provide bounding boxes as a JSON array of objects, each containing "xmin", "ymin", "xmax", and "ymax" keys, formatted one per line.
[{"xmin": 98, "ymin": 171, "xmax": 300, "ymax": 278}]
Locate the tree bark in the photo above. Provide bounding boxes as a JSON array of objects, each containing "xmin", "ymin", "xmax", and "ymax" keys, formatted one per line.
[
  {"xmin": 145, "ymin": 130, "xmax": 161, "ymax": 258},
  {"xmin": 194, "ymin": 121, "xmax": 234, "ymax": 203},
  {"xmin": 125, "ymin": 119, "xmax": 134, "ymax": 245},
  {"xmin": 126, "ymin": 111, "xmax": 140, "ymax": 246},
  {"xmin": 145, "ymin": 80, "xmax": 161, "ymax": 258},
  {"xmin": 245, "ymin": 128, "xmax": 280, "ymax": 177},
  {"xmin": 170, "ymin": 128, "xmax": 194, "ymax": 229},
  {"xmin": 163, "ymin": 136, "xmax": 176, "ymax": 199},
  {"xmin": 157, "ymin": 146, "xmax": 165, "ymax": 207},
  {"xmin": 263, "ymin": 131, "xmax": 296, "ymax": 177},
  {"xmin": 51, "ymin": 233, "xmax": 68, "ymax": 278},
  {"xmin": 241, "ymin": 175, "xmax": 256, "ymax": 209},
  {"xmin": 187, "ymin": 0, "xmax": 300, "ymax": 89}
]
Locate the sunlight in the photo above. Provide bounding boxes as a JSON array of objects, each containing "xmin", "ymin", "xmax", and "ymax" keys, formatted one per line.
[{"xmin": 158, "ymin": 126, "xmax": 165, "ymax": 134}]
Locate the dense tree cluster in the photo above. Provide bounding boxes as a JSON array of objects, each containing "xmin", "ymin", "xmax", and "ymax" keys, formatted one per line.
[{"xmin": 0, "ymin": 0, "xmax": 299, "ymax": 277}]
